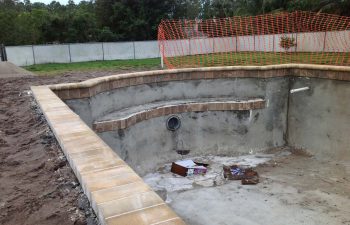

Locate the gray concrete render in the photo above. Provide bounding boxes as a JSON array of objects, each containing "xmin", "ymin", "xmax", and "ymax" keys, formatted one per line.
[
  {"xmin": 65, "ymin": 75, "xmax": 350, "ymax": 172},
  {"xmin": 41, "ymin": 65, "xmax": 350, "ymax": 225}
]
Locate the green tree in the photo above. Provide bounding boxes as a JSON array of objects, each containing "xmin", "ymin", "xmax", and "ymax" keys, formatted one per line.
[{"xmin": 1, "ymin": 0, "xmax": 350, "ymax": 45}]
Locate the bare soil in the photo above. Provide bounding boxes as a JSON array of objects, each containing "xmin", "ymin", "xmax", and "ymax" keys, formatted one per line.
[{"xmin": 0, "ymin": 69, "xmax": 149, "ymax": 225}]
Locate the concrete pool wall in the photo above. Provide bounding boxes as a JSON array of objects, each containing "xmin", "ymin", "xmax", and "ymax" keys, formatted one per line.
[
  {"xmin": 31, "ymin": 64, "xmax": 350, "ymax": 225},
  {"xmin": 65, "ymin": 77, "xmax": 289, "ymax": 175},
  {"xmin": 288, "ymin": 77, "xmax": 350, "ymax": 159}
]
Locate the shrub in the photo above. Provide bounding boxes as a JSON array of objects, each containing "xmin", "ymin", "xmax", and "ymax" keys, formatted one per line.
[{"xmin": 280, "ymin": 36, "xmax": 297, "ymax": 51}]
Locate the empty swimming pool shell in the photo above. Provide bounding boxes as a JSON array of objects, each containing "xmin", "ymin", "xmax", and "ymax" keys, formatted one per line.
[{"xmin": 166, "ymin": 115, "xmax": 181, "ymax": 131}]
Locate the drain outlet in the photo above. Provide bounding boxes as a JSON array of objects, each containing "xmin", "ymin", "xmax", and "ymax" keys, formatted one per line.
[{"xmin": 166, "ymin": 115, "xmax": 181, "ymax": 131}]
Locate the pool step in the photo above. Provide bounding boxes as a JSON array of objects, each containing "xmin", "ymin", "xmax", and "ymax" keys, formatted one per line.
[{"xmin": 93, "ymin": 97, "xmax": 266, "ymax": 133}]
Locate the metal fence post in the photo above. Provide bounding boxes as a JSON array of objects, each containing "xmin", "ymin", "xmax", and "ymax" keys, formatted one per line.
[
  {"xmin": 0, "ymin": 44, "xmax": 3, "ymax": 61},
  {"xmin": 212, "ymin": 38, "xmax": 215, "ymax": 53},
  {"xmin": 68, "ymin": 44, "xmax": 72, "ymax": 63},
  {"xmin": 102, "ymin": 42, "xmax": 105, "ymax": 61},
  {"xmin": 0, "ymin": 44, "xmax": 7, "ymax": 61},
  {"xmin": 236, "ymin": 36, "xmax": 238, "ymax": 52},
  {"xmin": 323, "ymin": 31, "xmax": 327, "ymax": 52},
  {"xmin": 32, "ymin": 45, "xmax": 36, "ymax": 65},
  {"xmin": 133, "ymin": 42, "xmax": 136, "ymax": 59},
  {"xmin": 295, "ymin": 33, "xmax": 298, "ymax": 53}
]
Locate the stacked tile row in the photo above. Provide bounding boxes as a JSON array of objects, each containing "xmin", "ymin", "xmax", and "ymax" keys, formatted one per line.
[
  {"xmin": 49, "ymin": 64, "xmax": 350, "ymax": 101},
  {"xmin": 93, "ymin": 99, "xmax": 265, "ymax": 133},
  {"xmin": 31, "ymin": 86, "xmax": 186, "ymax": 225}
]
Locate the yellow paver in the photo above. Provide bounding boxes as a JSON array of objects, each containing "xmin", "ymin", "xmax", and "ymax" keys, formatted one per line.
[
  {"xmin": 105, "ymin": 204, "xmax": 178, "ymax": 225},
  {"xmin": 98, "ymin": 191, "xmax": 164, "ymax": 219},
  {"xmin": 31, "ymin": 86, "xmax": 185, "ymax": 225}
]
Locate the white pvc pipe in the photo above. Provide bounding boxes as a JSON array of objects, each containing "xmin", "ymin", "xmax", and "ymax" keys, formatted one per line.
[
  {"xmin": 290, "ymin": 87, "xmax": 310, "ymax": 94},
  {"xmin": 160, "ymin": 45, "xmax": 164, "ymax": 69},
  {"xmin": 161, "ymin": 54, "xmax": 164, "ymax": 69}
]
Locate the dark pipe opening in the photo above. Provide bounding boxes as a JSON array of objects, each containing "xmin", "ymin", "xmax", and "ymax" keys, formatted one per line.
[{"xmin": 166, "ymin": 115, "xmax": 181, "ymax": 131}]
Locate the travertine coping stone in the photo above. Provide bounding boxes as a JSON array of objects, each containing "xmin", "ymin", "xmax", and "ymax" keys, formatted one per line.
[
  {"xmin": 47, "ymin": 64, "xmax": 350, "ymax": 100},
  {"xmin": 31, "ymin": 86, "xmax": 186, "ymax": 225}
]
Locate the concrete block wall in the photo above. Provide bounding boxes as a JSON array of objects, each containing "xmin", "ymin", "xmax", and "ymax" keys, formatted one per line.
[
  {"xmin": 5, "ymin": 30, "xmax": 350, "ymax": 66},
  {"xmin": 189, "ymin": 38, "xmax": 214, "ymax": 55},
  {"xmin": 134, "ymin": 41, "xmax": 160, "ymax": 59},
  {"xmin": 6, "ymin": 41, "xmax": 160, "ymax": 66},
  {"xmin": 5, "ymin": 45, "xmax": 34, "ymax": 66},
  {"xmin": 296, "ymin": 32, "xmax": 325, "ymax": 52},
  {"xmin": 33, "ymin": 44, "xmax": 71, "ymax": 64},
  {"xmin": 70, "ymin": 43, "xmax": 104, "ymax": 62},
  {"xmin": 103, "ymin": 42, "xmax": 134, "ymax": 60}
]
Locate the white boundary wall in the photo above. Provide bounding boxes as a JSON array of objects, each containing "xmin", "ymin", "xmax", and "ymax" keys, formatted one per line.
[
  {"xmin": 33, "ymin": 45, "xmax": 70, "ymax": 64},
  {"xmin": 6, "ymin": 30, "xmax": 350, "ymax": 66},
  {"xmin": 70, "ymin": 43, "xmax": 104, "ymax": 62},
  {"xmin": 6, "ymin": 45, "xmax": 34, "ymax": 66},
  {"xmin": 6, "ymin": 41, "xmax": 160, "ymax": 66}
]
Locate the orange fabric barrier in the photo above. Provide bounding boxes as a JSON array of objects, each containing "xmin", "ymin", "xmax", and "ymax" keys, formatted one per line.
[{"xmin": 158, "ymin": 11, "xmax": 350, "ymax": 68}]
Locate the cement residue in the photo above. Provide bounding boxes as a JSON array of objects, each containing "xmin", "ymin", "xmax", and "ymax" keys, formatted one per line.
[
  {"xmin": 143, "ymin": 150, "xmax": 291, "ymax": 201},
  {"xmin": 144, "ymin": 152, "xmax": 350, "ymax": 225}
]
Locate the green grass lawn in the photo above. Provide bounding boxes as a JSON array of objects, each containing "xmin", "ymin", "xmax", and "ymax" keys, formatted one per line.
[
  {"xmin": 24, "ymin": 58, "xmax": 161, "ymax": 75},
  {"xmin": 168, "ymin": 52, "xmax": 350, "ymax": 68},
  {"xmin": 24, "ymin": 52, "xmax": 350, "ymax": 75}
]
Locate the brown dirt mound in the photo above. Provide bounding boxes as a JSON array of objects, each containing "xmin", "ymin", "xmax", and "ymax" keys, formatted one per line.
[{"xmin": 0, "ymin": 69, "xmax": 147, "ymax": 225}]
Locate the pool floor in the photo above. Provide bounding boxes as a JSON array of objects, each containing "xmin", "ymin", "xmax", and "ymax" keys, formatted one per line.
[{"xmin": 144, "ymin": 152, "xmax": 350, "ymax": 225}]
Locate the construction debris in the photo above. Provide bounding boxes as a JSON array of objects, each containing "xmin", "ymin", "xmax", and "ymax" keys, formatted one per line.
[
  {"xmin": 171, "ymin": 159, "xmax": 208, "ymax": 177},
  {"xmin": 223, "ymin": 165, "xmax": 259, "ymax": 185}
]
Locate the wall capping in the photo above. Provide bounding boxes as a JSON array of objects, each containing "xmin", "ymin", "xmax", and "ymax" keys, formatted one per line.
[{"xmin": 48, "ymin": 64, "xmax": 350, "ymax": 100}]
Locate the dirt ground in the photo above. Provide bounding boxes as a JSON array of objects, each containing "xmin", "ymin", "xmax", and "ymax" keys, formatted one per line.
[{"xmin": 0, "ymin": 69, "xmax": 152, "ymax": 225}]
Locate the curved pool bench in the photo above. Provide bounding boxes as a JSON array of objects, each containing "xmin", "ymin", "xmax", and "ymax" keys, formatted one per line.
[
  {"xmin": 31, "ymin": 64, "xmax": 350, "ymax": 225},
  {"xmin": 93, "ymin": 97, "xmax": 266, "ymax": 132}
]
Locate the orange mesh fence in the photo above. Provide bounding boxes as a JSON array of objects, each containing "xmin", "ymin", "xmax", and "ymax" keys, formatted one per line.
[{"xmin": 158, "ymin": 11, "xmax": 350, "ymax": 69}]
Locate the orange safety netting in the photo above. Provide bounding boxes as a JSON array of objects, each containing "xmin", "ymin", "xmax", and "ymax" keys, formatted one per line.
[{"xmin": 158, "ymin": 11, "xmax": 350, "ymax": 69}]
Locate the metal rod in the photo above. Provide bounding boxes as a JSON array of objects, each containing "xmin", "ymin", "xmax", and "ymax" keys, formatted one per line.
[{"xmin": 290, "ymin": 87, "xmax": 310, "ymax": 94}]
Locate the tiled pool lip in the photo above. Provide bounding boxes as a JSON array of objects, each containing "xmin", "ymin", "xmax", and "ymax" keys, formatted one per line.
[
  {"xmin": 31, "ymin": 64, "xmax": 350, "ymax": 225},
  {"xmin": 31, "ymin": 86, "xmax": 186, "ymax": 225},
  {"xmin": 93, "ymin": 98, "xmax": 266, "ymax": 132},
  {"xmin": 48, "ymin": 64, "xmax": 350, "ymax": 100}
]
